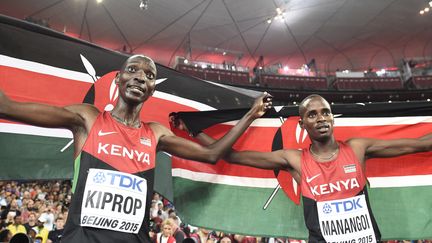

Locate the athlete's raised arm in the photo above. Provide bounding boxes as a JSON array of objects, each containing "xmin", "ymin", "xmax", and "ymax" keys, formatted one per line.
[
  {"xmin": 347, "ymin": 133, "xmax": 432, "ymax": 162},
  {"xmin": 0, "ymin": 90, "xmax": 99, "ymax": 131},
  {"xmin": 169, "ymin": 103, "xmax": 302, "ymax": 172},
  {"xmin": 153, "ymin": 92, "xmax": 273, "ymax": 164},
  {"xmin": 0, "ymin": 90, "xmax": 101, "ymax": 157}
]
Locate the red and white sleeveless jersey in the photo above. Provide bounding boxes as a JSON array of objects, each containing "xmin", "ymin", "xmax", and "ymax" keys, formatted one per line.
[
  {"xmin": 81, "ymin": 111, "xmax": 157, "ymax": 173},
  {"xmin": 301, "ymin": 141, "xmax": 366, "ymax": 202}
]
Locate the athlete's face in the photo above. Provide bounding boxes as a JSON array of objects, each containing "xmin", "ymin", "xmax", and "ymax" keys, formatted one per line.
[
  {"xmin": 115, "ymin": 55, "xmax": 157, "ymax": 105},
  {"xmin": 299, "ymin": 96, "xmax": 334, "ymax": 141}
]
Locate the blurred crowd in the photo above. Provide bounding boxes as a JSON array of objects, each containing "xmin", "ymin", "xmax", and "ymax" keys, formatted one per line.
[
  {"xmin": 0, "ymin": 180, "xmax": 431, "ymax": 243},
  {"xmin": 0, "ymin": 181, "xmax": 70, "ymax": 243}
]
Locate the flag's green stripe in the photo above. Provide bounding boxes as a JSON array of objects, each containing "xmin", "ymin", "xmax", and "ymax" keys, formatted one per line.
[
  {"xmin": 0, "ymin": 133, "xmax": 74, "ymax": 180},
  {"xmin": 3, "ymin": 133, "xmax": 432, "ymax": 239},
  {"xmin": 0, "ymin": 132, "xmax": 174, "ymax": 200},
  {"xmin": 153, "ymin": 152, "xmax": 173, "ymax": 201},
  {"xmin": 174, "ymin": 177, "xmax": 432, "ymax": 239},
  {"xmin": 173, "ymin": 177, "xmax": 308, "ymax": 239},
  {"xmin": 72, "ymin": 153, "xmax": 81, "ymax": 194},
  {"xmin": 369, "ymin": 186, "xmax": 432, "ymax": 240}
]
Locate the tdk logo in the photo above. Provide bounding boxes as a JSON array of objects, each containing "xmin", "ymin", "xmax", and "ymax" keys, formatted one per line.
[
  {"xmin": 322, "ymin": 203, "xmax": 332, "ymax": 214},
  {"xmin": 330, "ymin": 198, "xmax": 363, "ymax": 213},
  {"xmin": 105, "ymin": 172, "xmax": 144, "ymax": 192},
  {"xmin": 93, "ymin": 172, "xmax": 106, "ymax": 183}
]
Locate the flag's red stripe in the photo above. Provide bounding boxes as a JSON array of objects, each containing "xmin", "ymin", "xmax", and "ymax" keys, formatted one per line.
[
  {"xmin": 172, "ymin": 124, "xmax": 279, "ymax": 178},
  {"xmin": 366, "ymin": 155, "xmax": 432, "ymax": 177},
  {"xmin": 173, "ymin": 158, "xmax": 278, "ymax": 178},
  {"xmin": 0, "ymin": 66, "xmax": 199, "ymax": 128},
  {"xmin": 3, "ymin": 65, "xmax": 432, "ymax": 178},
  {"xmin": 141, "ymin": 97, "xmax": 198, "ymax": 127},
  {"xmin": 206, "ymin": 125, "xmax": 279, "ymax": 151},
  {"xmin": 0, "ymin": 66, "xmax": 91, "ymax": 105},
  {"xmin": 173, "ymin": 121, "xmax": 432, "ymax": 177}
]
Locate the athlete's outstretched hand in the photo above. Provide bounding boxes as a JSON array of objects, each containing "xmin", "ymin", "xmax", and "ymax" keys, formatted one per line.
[
  {"xmin": 169, "ymin": 112, "xmax": 189, "ymax": 132},
  {"xmin": 169, "ymin": 92, "xmax": 273, "ymax": 134},
  {"xmin": 248, "ymin": 92, "xmax": 273, "ymax": 119}
]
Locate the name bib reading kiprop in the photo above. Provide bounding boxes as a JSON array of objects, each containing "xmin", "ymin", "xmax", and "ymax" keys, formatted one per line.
[
  {"xmin": 317, "ymin": 194, "xmax": 376, "ymax": 243},
  {"xmin": 80, "ymin": 168, "xmax": 147, "ymax": 234}
]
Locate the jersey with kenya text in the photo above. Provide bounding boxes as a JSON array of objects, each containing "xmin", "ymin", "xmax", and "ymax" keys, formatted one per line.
[
  {"xmin": 300, "ymin": 141, "xmax": 381, "ymax": 242},
  {"xmin": 62, "ymin": 111, "xmax": 157, "ymax": 243}
]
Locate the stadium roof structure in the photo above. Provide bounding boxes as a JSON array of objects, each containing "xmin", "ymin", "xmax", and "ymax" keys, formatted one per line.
[{"xmin": 1, "ymin": 0, "xmax": 432, "ymax": 73}]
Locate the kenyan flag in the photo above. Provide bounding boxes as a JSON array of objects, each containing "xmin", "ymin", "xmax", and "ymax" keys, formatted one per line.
[
  {"xmin": 0, "ymin": 15, "xmax": 256, "ymax": 201},
  {"xmin": 172, "ymin": 104, "xmax": 432, "ymax": 240},
  {"xmin": 2, "ymin": 14, "xmax": 432, "ymax": 240}
]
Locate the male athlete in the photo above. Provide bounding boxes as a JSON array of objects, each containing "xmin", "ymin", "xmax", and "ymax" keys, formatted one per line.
[
  {"xmin": 179, "ymin": 94, "xmax": 432, "ymax": 242},
  {"xmin": 0, "ymin": 54, "xmax": 272, "ymax": 243}
]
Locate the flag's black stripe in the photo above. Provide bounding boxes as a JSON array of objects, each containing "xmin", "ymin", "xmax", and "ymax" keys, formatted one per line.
[
  {"xmin": 0, "ymin": 14, "xmax": 126, "ymax": 74},
  {"xmin": 178, "ymin": 101, "xmax": 432, "ymax": 132},
  {"xmin": 0, "ymin": 14, "xmax": 255, "ymax": 109}
]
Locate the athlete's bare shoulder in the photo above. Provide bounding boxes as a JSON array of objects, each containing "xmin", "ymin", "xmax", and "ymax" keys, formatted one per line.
[
  {"xmin": 64, "ymin": 103, "xmax": 100, "ymax": 132},
  {"xmin": 147, "ymin": 121, "xmax": 173, "ymax": 141},
  {"xmin": 65, "ymin": 103, "xmax": 100, "ymax": 119},
  {"xmin": 281, "ymin": 148, "xmax": 302, "ymax": 173}
]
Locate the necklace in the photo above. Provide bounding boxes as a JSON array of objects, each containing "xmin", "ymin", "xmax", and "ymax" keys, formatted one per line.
[
  {"xmin": 111, "ymin": 113, "xmax": 141, "ymax": 128},
  {"xmin": 309, "ymin": 146, "xmax": 339, "ymax": 160}
]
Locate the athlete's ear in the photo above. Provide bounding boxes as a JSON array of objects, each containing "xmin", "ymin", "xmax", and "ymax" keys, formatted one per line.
[
  {"xmin": 114, "ymin": 72, "xmax": 120, "ymax": 85},
  {"xmin": 148, "ymin": 78, "xmax": 156, "ymax": 96},
  {"xmin": 298, "ymin": 118, "xmax": 304, "ymax": 128}
]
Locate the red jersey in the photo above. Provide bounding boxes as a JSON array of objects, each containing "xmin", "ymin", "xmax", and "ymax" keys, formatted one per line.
[
  {"xmin": 81, "ymin": 111, "xmax": 157, "ymax": 173},
  {"xmin": 301, "ymin": 141, "xmax": 366, "ymax": 202},
  {"xmin": 300, "ymin": 141, "xmax": 381, "ymax": 242},
  {"xmin": 63, "ymin": 111, "xmax": 157, "ymax": 243}
]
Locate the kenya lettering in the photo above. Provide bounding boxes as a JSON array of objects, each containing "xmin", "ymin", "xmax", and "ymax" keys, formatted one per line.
[
  {"xmin": 311, "ymin": 178, "xmax": 360, "ymax": 196},
  {"xmin": 97, "ymin": 142, "xmax": 150, "ymax": 164}
]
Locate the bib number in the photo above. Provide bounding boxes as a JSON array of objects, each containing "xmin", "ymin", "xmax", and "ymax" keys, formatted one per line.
[
  {"xmin": 317, "ymin": 195, "xmax": 376, "ymax": 243},
  {"xmin": 80, "ymin": 168, "xmax": 147, "ymax": 234}
]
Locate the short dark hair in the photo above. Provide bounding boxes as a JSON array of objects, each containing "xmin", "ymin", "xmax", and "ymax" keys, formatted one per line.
[
  {"xmin": 0, "ymin": 229, "xmax": 11, "ymax": 241},
  {"xmin": 298, "ymin": 94, "xmax": 329, "ymax": 118}
]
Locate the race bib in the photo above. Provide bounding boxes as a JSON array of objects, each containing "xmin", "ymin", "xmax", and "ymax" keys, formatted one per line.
[
  {"xmin": 317, "ymin": 195, "xmax": 376, "ymax": 243},
  {"xmin": 80, "ymin": 168, "xmax": 147, "ymax": 234}
]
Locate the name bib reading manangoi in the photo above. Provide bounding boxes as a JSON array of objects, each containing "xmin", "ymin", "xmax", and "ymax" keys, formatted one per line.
[{"xmin": 317, "ymin": 194, "xmax": 376, "ymax": 243}]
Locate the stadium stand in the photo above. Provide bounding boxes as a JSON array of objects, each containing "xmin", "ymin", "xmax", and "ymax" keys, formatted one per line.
[
  {"xmin": 259, "ymin": 74, "xmax": 327, "ymax": 90},
  {"xmin": 333, "ymin": 77, "xmax": 403, "ymax": 91},
  {"xmin": 176, "ymin": 64, "xmax": 250, "ymax": 85},
  {"xmin": 175, "ymin": 63, "xmax": 432, "ymax": 105},
  {"xmin": 412, "ymin": 76, "xmax": 432, "ymax": 89}
]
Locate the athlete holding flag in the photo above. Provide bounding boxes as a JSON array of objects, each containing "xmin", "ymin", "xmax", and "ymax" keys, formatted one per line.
[
  {"xmin": 0, "ymin": 54, "xmax": 273, "ymax": 243},
  {"xmin": 175, "ymin": 94, "xmax": 432, "ymax": 242}
]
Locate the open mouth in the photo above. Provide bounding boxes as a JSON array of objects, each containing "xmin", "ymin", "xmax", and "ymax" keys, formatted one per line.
[
  {"xmin": 128, "ymin": 85, "xmax": 145, "ymax": 94},
  {"xmin": 316, "ymin": 124, "xmax": 330, "ymax": 133}
]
